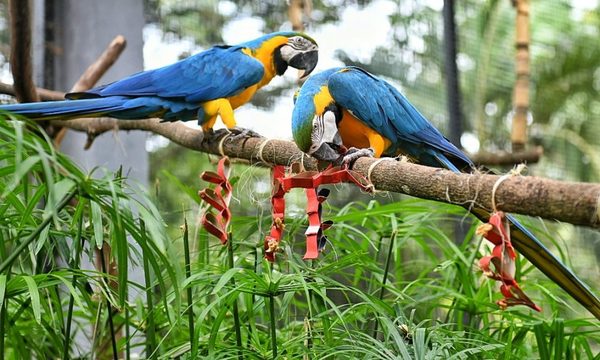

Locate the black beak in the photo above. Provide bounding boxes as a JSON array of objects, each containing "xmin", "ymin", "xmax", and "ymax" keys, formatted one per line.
[
  {"xmin": 311, "ymin": 142, "xmax": 342, "ymax": 162},
  {"xmin": 289, "ymin": 50, "xmax": 318, "ymax": 80}
]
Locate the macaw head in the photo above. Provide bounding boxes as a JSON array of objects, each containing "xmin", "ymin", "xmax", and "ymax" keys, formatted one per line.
[
  {"xmin": 292, "ymin": 68, "xmax": 345, "ymax": 162},
  {"xmin": 241, "ymin": 32, "xmax": 319, "ymax": 80},
  {"xmin": 277, "ymin": 33, "xmax": 319, "ymax": 79}
]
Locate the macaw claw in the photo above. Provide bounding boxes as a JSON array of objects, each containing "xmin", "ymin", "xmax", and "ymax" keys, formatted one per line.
[
  {"xmin": 341, "ymin": 147, "xmax": 375, "ymax": 167},
  {"xmin": 208, "ymin": 127, "xmax": 264, "ymax": 144},
  {"xmin": 226, "ymin": 126, "xmax": 264, "ymax": 141}
]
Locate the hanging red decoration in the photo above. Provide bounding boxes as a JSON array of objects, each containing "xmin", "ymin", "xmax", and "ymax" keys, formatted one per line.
[
  {"xmin": 477, "ymin": 211, "xmax": 541, "ymax": 312},
  {"xmin": 199, "ymin": 157, "xmax": 233, "ymax": 245},
  {"xmin": 265, "ymin": 165, "xmax": 371, "ymax": 261}
]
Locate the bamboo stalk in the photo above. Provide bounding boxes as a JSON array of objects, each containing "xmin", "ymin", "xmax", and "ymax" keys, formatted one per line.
[
  {"xmin": 0, "ymin": 190, "xmax": 77, "ymax": 273},
  {"xmin": 511, "ymin": 0, "xmax": 530, "ymax": 151}
]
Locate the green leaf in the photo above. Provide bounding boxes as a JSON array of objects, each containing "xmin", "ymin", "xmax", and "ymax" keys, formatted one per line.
[
  {"xmin": 1, "ymin": 155, "xmax": 40, "ymax": 199},
  {"xmin": 90, "ymin": 201, "xmax": 104, "ymax": 249},
  {"xmin": 0, "ymin": 275, "xmax": 6, "ymax": 308},
  {"xmin": 23, "ymin": 275, "xmax": 42, "ymax": 324},
  {"xmin": 212, "ymin": 268, "xmax": 241, "ymax": 295}
]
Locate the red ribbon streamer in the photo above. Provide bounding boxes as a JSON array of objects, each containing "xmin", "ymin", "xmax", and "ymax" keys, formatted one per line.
[
  {"xmin": 477, "ymin": 211, "xmax": 541, "ymax": 312},
  {"xmin": 199, "ymin": 157, "xmax": 232, "ymax": 245},
  {"xmin": 265, "ymin": 165, "xmax": 371, "ymax": 261}
]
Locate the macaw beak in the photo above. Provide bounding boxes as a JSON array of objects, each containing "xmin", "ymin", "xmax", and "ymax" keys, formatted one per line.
[
  {"xmin": 310, "ymin": 142, "xmax": 343, "ymax": 162},
  {"xmin": 290, "ymin": 50, "xmax": 318, "ymax": 80}
]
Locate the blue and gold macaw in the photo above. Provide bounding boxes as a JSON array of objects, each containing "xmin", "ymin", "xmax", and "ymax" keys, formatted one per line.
[
  {"xmin": 292, "ymin": 66, "xmax": 600, "ymax": 320},
  {"xmin": 1, "ymin": 32, "xmax": 318, "ymax": 133}
]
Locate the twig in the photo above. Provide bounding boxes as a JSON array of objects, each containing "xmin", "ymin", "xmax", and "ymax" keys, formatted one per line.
[
  {"xmin": 469, "ymin": 146, "xmax": 543, "ymax": 166},
  {"xmin": 8, "ymin": 0, "xmax": 39, "ymax": 103},
  {"xmin": 69, "ymin": 35, "xmax": 127, "ymax": 93},
  {"xmin": 0, "ymin": 82, "xmax": 64, "ymax": 101},
  {"xmin": 54, "ymin": 35, "xmax": 128, "ymax": 147}
]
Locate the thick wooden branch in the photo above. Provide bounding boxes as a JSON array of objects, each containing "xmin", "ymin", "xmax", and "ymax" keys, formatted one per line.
[
  {"xmin": 8, "ymin": 0, "xmax": 40, "ymax": 103},
  {"xmin": 50, "ymin": 118, "xmax": 191, "ymax": 150},
  {"xmin": 48, "ymin": 117, "xmax": 600, "ymax": 229}
]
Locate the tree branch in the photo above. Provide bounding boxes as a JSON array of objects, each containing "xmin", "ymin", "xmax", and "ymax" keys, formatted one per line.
[
  {"xmin": 469, "ymin": 146, "xmax": 543, "ymax": 166},
  {"xmin": 8, "ymin": 0, "xmax": 39, "ymax": 103},
  {"xmin": 0, "ymin": 82, "xmax": 64, "ymax": 101},
  {"xmin": 69, "ymin": 35, "xmax": 127, "ymax": 93},
  {"xmin": 53, "ymin": 35, "xmax": 128, "ymax": 147},
  {"xmin": 48, "ymin": 117, "xmax": 600, "ymax": 229}
]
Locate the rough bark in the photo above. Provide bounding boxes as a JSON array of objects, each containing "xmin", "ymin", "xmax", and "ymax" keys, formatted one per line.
[{"xmin": 46, "ymin": 118, "xmax": 600, "ymax": 229}]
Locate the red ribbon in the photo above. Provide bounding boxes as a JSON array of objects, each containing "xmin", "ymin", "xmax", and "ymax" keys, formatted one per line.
[
  {"xmin": 199, "ymin": 157, "xmax": 232, "ymax": 245},
  {"xmin": 477, "ymin": 211, "xmax": 541, "ymax": 312},
  {"xmin": 265, "ymin": 165, "xmax": 371, "ymax": 261}
]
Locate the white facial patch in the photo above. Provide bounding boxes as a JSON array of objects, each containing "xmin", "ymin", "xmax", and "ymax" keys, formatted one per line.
[
  {"xmin": 308, "ymin": 110, "xmax": 339, "ymax": 154},
  {"xmin": 279, "ymin": 44, "xmax": 295, "ymax": 62},
  {"xmin": 280, "ymin": 36, "xmax": 317, "ymax": 62},
  {"xmin": 321, "ymin": 110, "xmax": 339, "ymax": 143}
]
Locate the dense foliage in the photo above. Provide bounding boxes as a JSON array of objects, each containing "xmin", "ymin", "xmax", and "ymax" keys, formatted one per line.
[{"xmin": 1, "ymin": 118, "xmax": 599, "ymax": 358}]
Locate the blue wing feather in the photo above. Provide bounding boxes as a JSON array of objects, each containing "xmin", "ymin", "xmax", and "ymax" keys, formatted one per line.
[
  {"xmin": 4, "ymin": 45, "xmax": 265, "ymax": 122},
  {"xmin": 72, "ymin": 46, "xmax": 264, "ymax": 103},
  {"xmin": 328, "ymin": 67, "xmax": 473, "ymax": 168}
]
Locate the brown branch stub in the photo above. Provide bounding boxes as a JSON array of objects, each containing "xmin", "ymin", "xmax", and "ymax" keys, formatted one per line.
[
  {"xmin": 47, "ymin": 117, "xmax": 600, "ymax": 229},
  {"xmin": 470, "ymin": 146, "xmax": 543, "ymax": 166},
  {"xmin": 8, "ymin": 0, "xmax": 40, "ymax": 103}
]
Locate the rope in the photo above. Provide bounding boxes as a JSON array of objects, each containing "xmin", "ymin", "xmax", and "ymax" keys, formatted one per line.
[
  {"xmin": 256, "ymin": 139, "xmax": 273, "ymax": 163},
  {"xmin": 491, "ymin": 163, "xmax": 527, "ymax": 212},
  {"xmin": 217, "ymin": 132, "xmax": 233, "ymax": 157},
  {"xmin": 366, "ymin": 157, "xmax": 398, "ymax": 191}
]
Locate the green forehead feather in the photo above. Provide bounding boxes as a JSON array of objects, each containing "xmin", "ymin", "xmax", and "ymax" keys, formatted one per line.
[
  {"xmin": 293, "ymin": 120, "xmax": 313, "ymax": 153},
  {"xmin": 296, "ymin": 33, "xmax": 317, "ymax": 45}
]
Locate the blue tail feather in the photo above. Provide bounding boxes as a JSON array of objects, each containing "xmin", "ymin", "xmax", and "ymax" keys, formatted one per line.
[
  {"xmin": 0, "ymin": 96, "xmax": 199, "ymax": 122},
  {"xmin": 0, "ymin": 97, "xmax": 130, "ymax": 120}
]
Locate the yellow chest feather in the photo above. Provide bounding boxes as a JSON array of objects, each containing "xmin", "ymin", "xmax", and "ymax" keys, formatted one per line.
[{"xmin": 338, "ymin": 110, "xmax": 391, "ymax": 157}]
